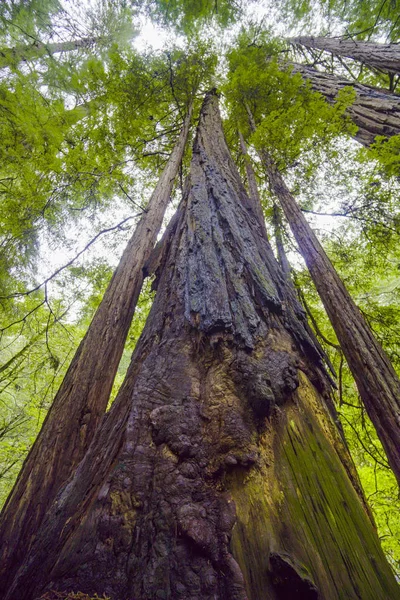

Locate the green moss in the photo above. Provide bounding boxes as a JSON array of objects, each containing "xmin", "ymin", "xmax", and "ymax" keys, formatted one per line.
[{"xmin": 228, "ymin": 373, "xmax": 399, "ymax": 600}]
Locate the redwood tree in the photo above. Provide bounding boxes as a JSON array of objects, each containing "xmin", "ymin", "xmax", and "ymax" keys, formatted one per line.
[
  {"xmin": 258, "ymin": 145, "xmax": 400, "ymax": 488},
  {"xmin": 0, "ymin": 36, "xmax": 107, "ymax": 69},
  {"xmin": 289, "ymin": 62, "xmax": 400, "ymax": 145},
  {"xmin": 3, "ymin": 91, "xmax": 398, "ymax": 600},
  {"xmin": 290, "ymin": 37, "xmax": 400, "ymax": 76},
  {"xmin": 0, "ymin": 105, "xmax": 193, "ymax": 596}
]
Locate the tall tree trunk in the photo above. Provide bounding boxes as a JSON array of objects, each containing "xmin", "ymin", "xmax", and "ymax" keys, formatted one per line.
[
  {"xmin": 290, "ymin": 37, "xmax": 400, "ymax": 76},
  {"xmin": 0, "ymin": 36, "xmax": 106, "ymax": 69},
  {"xmin": 259, "ymin": 146, "xmax": 400, "ymax": 489},
  {"xmin": 272, "ymin": 203, "xmax": 292, "ymax": 279},
  {"xmin": 289, "ymin": 62, "xmax": 400, "ymax": 145},
  {"xmin": 0, "ymin": 105, "xmax": 192, "ymax": 596},
  {"xmin": 4, "ymin": 91, "xmax": 398, "ymax": 600},
  {"xmin": 238, "ymin": 130, "xmax": 267, "ymax": 234}
]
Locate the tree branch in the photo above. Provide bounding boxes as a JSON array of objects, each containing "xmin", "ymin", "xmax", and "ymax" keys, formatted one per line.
[{"xmin": 0, "ymin": 215, "xmax": 139, "ymax": 300}]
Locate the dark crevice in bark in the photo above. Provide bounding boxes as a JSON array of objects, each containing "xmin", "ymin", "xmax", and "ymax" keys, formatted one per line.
[
  {"xmin": 3, "ymin": 92, "xmax": 399, "ymax": 600},
  {"xmin": 269, "ymin": 552, "xmax": 319, "ymax": 599}
]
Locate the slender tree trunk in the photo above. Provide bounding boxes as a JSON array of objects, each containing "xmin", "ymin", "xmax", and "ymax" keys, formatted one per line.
[
  {"xmin": 0, "ymin": 105, "xmax": 192, "ymax": 596},
  {"xmin": 3, "ymin": 91, "xmax": 398, "ymax": 600},
  {"xmin": 272, "ymin": 203, "xmax": 292, "ymax": 279},
  {"xmin": 272, "ymin": 203, "xmax": 338, "ymax": 378},
  {"xmin": 259, "ymin": 146, "xmax": 400, "ymax": 489},
  {"xmin": 290, "ymin": 37, "xmax": 400, "ymax": 76},
  {"xmin": 238, "ymin": 130, "xmax": 267, "ymax": 234},
  {"xmin": 0, "ymin": 36, "xmax": 106, "ymax": 69},
  {"xmin": 289, "ymin": 62, "xmax": 400, "ymax": 145}
]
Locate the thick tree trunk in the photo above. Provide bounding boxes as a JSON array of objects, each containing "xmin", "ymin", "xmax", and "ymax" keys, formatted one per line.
[
  {"xmin": 289, "ymin": 62, "xmax": 400, "ymax": 145},
  {"xmin": 0, "ymin": 106, "xmax": 192, "ymax": 595},
  {"xmin": 260, "ymin": 147, "xmax": 400, "ymax": 489},
  {"xmin": 3, "ymin": 92, "xmax": 398, "ymax": 600},
  {"xmin": 290, "ymin": 37, "xmax": 400, "ymax": 76},
  {"xmin": 0, "ymin": 36, "xmax": 105, "ymax": 69}
]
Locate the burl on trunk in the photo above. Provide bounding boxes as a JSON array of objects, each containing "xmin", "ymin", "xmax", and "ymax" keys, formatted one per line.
[{"xmin": 5, "ymin": 92, "xmax": 398, "ymax": 600}]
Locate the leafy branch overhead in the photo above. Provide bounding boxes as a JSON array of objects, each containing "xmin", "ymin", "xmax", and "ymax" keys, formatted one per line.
[{"xmin": 1, "ymin": 0, "xmax": 400, "ymax": 593}]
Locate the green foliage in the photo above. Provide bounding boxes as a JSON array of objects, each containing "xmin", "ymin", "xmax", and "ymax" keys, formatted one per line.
[
  {"xmin": 359, "ymin": 134, "xmax": 400, "ymax": 177},
  {"xmin": 274, "ymin": 0, "xmax": 400, "ymax": 40},
  {"xmin": 0, "ymin": 29, "xmax": 215, "ymax": 292},
  {"xmin": 288, "ymin": 152, "xmax": 400, "ymax": 574},
  {"xmin": 0, "ymin": 0, "xmax": 63, "ymax": 40},
  {"xmin": 0, "ymin": 288, "xmax": 83, "ymax": 505},
  {"xmin": 1, "ymin": 0, "xmax": 400, "ymax": 581},
  {"xmin": 140, "ymin": 0, "xmax": 247, "ymax": 32},
  {"xmin": 296, "ymin": 262, "xmax": 400, "ymax": 575},
  {"xmin": 224, "ymin": 33, "xmax": 356, "ymax": 170}
]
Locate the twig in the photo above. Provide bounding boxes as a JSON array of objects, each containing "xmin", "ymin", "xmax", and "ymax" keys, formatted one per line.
[
  {"xmin": 0, "ymin": 215, "xmax": 139, "ymax": 300},
  {"xmin": 118, "ymin": 184, "xmax": 147, "ymax": 212},
  {"xmin": 166, "ymin": 51, "xmax": 184, "ymax": 120},
  {"xmin": 298, "ymin": 287, "xmax": 341, "ymax": 350},
  {"xmin": 340, "ymin": 411, "xmax": 390, "ymax": 469},
  {"xmin": 0, "ymin": 301, "xmax": 46, "ymax": 333}
]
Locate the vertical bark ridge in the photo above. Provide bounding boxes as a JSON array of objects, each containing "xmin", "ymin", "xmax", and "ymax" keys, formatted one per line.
[
  {"xmin": 0, "ymin": 104, "xmax": 193, "ymax": 595},
  {"xmin": 4, "ymin": 92, "xmax": 399, "ymax": 600},
  {"xmin": 260, "ymin": 147, "xmax": 400, "ymax": 488}
]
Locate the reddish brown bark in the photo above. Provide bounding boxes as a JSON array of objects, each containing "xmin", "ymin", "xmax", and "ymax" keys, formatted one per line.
[
  {"xmin": 238, "ymin": 130, "xmax": 267, "ymax": 234},
  {"xmin": 0, "ymin": 106, "xmax": 192, "ymax": 595},
  {"xmin": 272, "ymin": 204, "xmax": 292, "ymax": 280},
  {"xmin": 289, "ymin": 62, "xmax": 400, "ymax": 145},
  {"xmin": 260, "ymin": 147, "xmax": 400, "ymax": 489},
  {"xmin": 3, "ymin": 92, "xmax": 398, "ymax": 600},
  {"xmin": 290, "ymin": 37, "xmax": 400, "ymax": 76}
]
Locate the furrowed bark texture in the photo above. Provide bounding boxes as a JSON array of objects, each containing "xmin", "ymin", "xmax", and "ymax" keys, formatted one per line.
[
  {"xmin": 4, "ymin": 92, "xmax": 398, "ymax": 600},
  {"xmin": 290, "ymin": 37, "xmax": 400, "ymax": 75},
  {"xmin": 0, "ymin": 107, "xmax": 192, "ymax": 596},
  {"xmin": 261, "ymin": 149, "xmax": 400, "ymax": 488},
  {"xmin": 289, "ymin": 62, "xmax": 400, "ymax": 145}
]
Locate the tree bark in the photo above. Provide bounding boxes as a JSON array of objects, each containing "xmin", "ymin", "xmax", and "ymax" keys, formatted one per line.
[
  {"xmin": 0, "ymin": 36, "xmax": 106, "ymax": 69},
  {"xmin": 272, "ymin": 203, "xmax": 292, "ymax": 279},
  {"xmin": 238, "ymin": 130, "xmax": 267, "ymax": 235},
  {"xmin": 0, "ymin": 105, "xmax": 192, "ymax": 596},
  {"xmin": 3, "ymin": 91, "xmax": 398, "ymax": 600},
  {"xmin": 259, "ymin": 146, "xmax": 400, "ymax": 489},
  {"xmin": 289, "ymin": 62, "xmax": 400, "ymax": 145},
  {"xmin": 290, "ymin": 37, "xmax": 400, "ymax": 76}
]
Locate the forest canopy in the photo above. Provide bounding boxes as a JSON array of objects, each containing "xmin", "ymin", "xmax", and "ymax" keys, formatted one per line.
[{"xmin": 1, "ymin": 0, "xmax": 400, "ymax": 591}]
